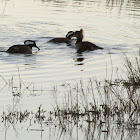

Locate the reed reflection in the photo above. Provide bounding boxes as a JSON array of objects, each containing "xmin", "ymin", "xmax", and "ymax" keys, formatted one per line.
[{"xmin": 40, "ymin": 0, "xmax": 140, "ymax": 17}]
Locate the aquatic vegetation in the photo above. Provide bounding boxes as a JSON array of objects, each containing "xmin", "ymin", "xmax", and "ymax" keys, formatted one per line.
[
  {"xmin": 52, "ymin": 56, "xmax": 140, "ymax": 139},
  {"xmin": 0, "ymin": 56, "xmax": 140, "ymax": 139}
]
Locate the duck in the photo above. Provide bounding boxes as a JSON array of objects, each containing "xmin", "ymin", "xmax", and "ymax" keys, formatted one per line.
[
  {"xmin": 48, "ymin": 31, "xmax": 74, "ymax": 45},
  {"xmin": 68, "ymin": 29, "xmax": 103, "ymax": 53},
  {"xmin": 5, "ymin": 40, "xmax": 40, "ymax": 54}
]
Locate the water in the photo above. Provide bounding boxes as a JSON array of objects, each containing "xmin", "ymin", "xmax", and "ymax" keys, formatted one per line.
[{"xmin": 0, "ymin": 0, "xmax": 140, "ymax": 140}]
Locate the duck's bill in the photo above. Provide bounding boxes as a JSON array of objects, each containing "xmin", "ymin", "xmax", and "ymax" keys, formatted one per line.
[{"xmin": 35, "ymin": 46, "xmax": 40, "ymax": 51}]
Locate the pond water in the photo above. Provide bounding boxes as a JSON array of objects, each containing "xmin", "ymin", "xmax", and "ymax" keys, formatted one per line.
[{"xmin": 0, "ymin": 0, "xmax": 140, "ymax": 140}]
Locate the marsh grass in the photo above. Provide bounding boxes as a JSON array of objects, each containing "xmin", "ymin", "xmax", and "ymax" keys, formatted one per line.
[
  {"xmin": 1, "ymin": 102, "xmax": 54, "ymax": 132},
  {"xmin": 0, "ymin": 66, "xmax": 45, "ymax": 97},
  {"xmin": 52, "ymin": 56, "xmax": 140, "ymax": 139},
  {"xmin": 0, "ymin": 56, "xmax": 140, "ymax": 139}
]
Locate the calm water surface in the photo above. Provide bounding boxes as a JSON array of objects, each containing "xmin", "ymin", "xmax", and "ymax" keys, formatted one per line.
[{"xmin": 0, "ymin": 0, "xmax": 140, "ymax": 140}]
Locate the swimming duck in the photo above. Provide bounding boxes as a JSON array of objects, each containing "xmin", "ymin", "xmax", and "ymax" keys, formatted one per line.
[
  {"xmin": 68, "ymin": 29, "xmax": 103, "ymax": 53},
  {"xmin": 48, "ymin": 31, "xmax": 74, "ymax": 45},
  {"xmin": 6, "ymin": 40, "xmax": 40, "ymax": 54}
]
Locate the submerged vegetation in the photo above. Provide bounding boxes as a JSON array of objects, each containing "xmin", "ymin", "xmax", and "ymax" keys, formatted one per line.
[{"xmin": 0, "ymin": 56, "xmax": 140, "ymax": 139}]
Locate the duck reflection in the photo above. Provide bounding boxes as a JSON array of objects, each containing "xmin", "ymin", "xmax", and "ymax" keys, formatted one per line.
[{"xmin": 74, "ymin": 53, "xmax": 85, "ymax": 66}]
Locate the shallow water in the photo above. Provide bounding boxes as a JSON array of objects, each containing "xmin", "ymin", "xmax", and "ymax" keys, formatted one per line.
[{"xmin": 0, "ymin": 0, "xmax": 140, "ymax": 140}]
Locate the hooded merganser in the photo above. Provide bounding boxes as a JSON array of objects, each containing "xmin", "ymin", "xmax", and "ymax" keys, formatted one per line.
[
  {"xmin": 48, "ymin": 31, "xmax": 74, "ymax": 45},
  {"xmin": 68, "ymin": 29, "xmax": 103, "ymax": 53},
  {"xmin": 5, "ymin": 40, "xmax": 40, "ymax": 54}
]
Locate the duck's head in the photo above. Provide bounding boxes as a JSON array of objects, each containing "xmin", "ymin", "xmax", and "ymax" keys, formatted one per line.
[
  {"xmin": 73, "ymin": 29, "xmax": 84, "ymax": 42},
  {"xmin": 24, "ymin": 40, "xmax": 40, "ymax": 51},
  {"xmin": 66, "ymin": 31, "xmax": 75, "ymax": 39}
]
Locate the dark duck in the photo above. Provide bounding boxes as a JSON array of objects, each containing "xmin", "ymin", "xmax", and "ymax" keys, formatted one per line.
[
  {"xmin": 69, "ymin": 29, "xmax": 103, "ymax": 53},
  {"xmin": 4, "ymin": 40, "xmax": 40, "ymax": 54},
  {"xmin": 48, "ymin": 31, "xmax": 74, "ymax": 45}
]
